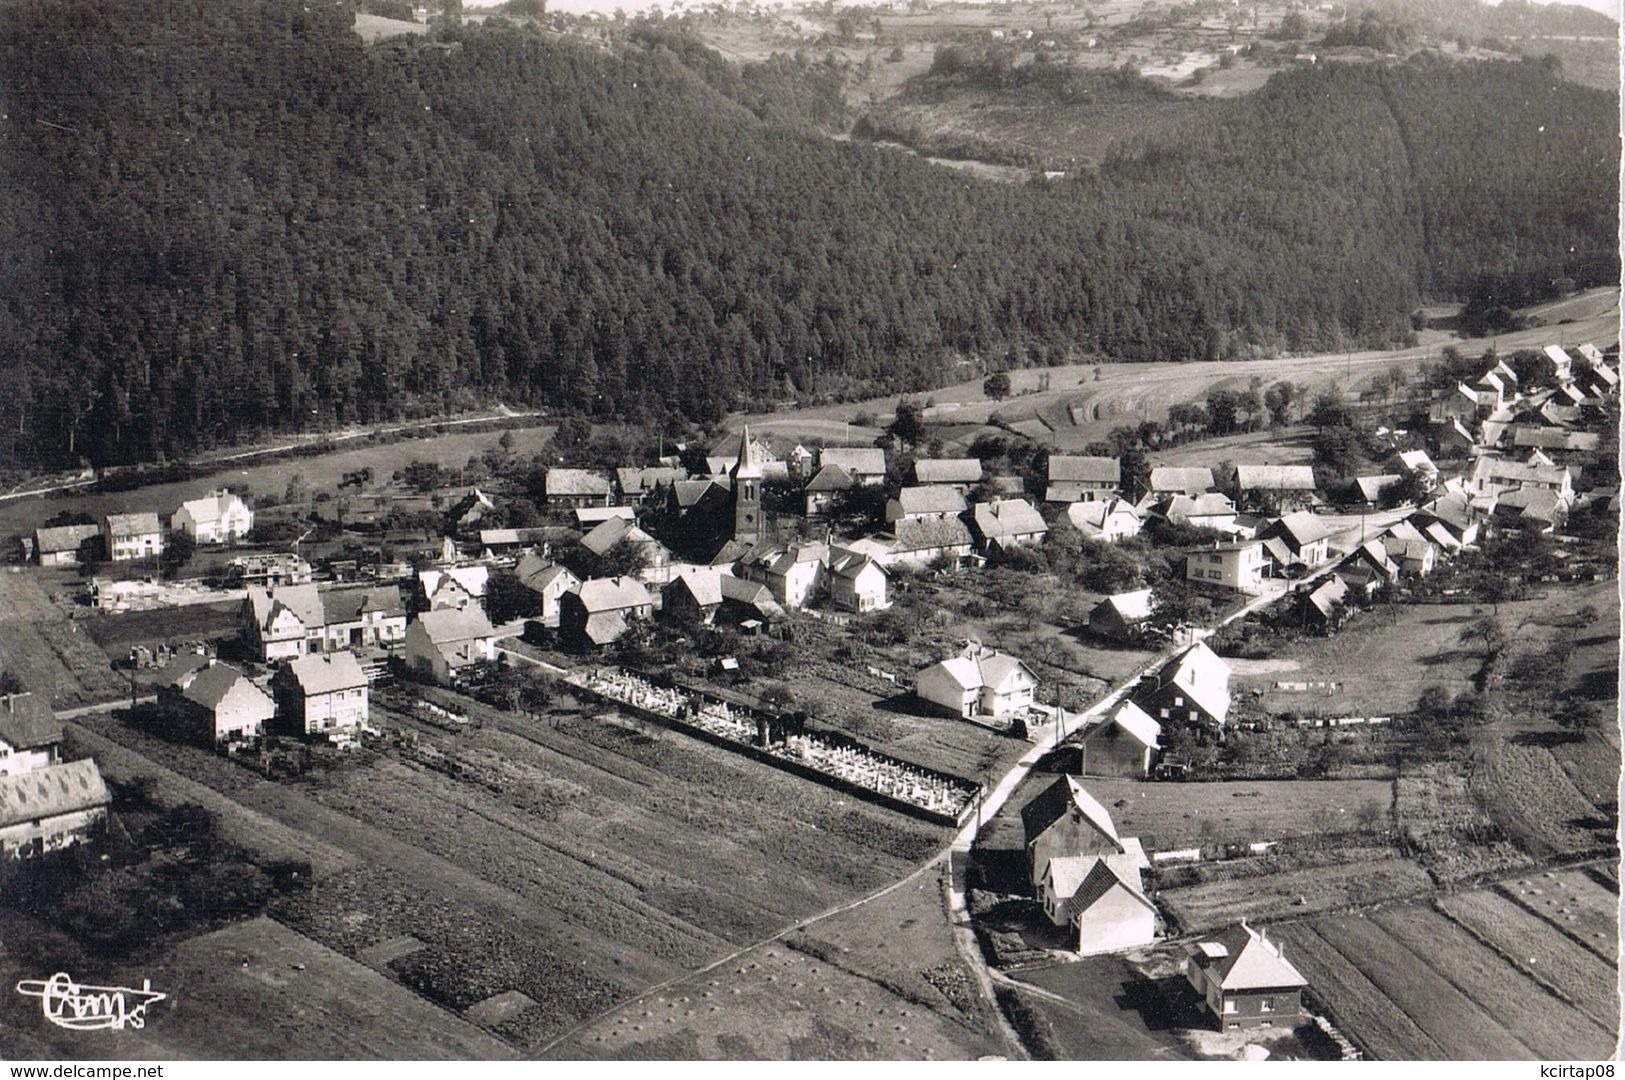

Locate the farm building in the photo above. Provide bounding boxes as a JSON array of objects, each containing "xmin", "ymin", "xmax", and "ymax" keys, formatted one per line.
[
  {"xmin": 1468, "ymin": 457, "xmax": 1574, "ymax": 505},
  {"xmin": 1353, "ymin": 475, "xmax": 1401, "ymax": 505},
  {"xmin": 1510, "ymin": 426, "xmax": 1602, "ymax": 454},
  {"xmin": 414, "ymin": 565, "xmax": 490, "ymax": 612},
  {"xmin": 916, "ymin": 644, "xmax": 1038, "ymax": 721},
  {"xmin": 969, "ymin": 499, "xmax": 1048, "ymax": 553},
  {"xmin": 1088, "ymin": 588, "xmax": 1154, "ymax": 642},
  {"xmin": 514, "ymin": 555, "xmax": 582, "ymax": 629},
  {"xmin": 156, "ymin": 656, "xmax": 275, "ymax": 745},
  {"xmin": 102, "ymin": 511, "xmax": 164, "ymax": 562},
  {"xmin": 1233, "ymin": 465, "xmax": 1317, "ymax": 512},
  {"xmin": 615, "ymin": 466, "xmax": 686, "ymax": 504},
  {"xmin": 1039, "ymin": 855, "xmax": 1157, "ymax": 956},
  {"xmin": 911, "ymin": 458, "xmax": 982, "ymax": 488},
  {"xmin": 1492, "ymin": 486, "xmax": 1566, "ymax": 531},
  {"xmin": 32, "ymin": 523, "xmax": 101, "ymax": 567},
  {"xmin": 662, "ymin": 569, "xmax": 725, "ymax": 625},
  {"xmin": 271, "ymin": 652, "xmax": 370, "ymax": 744},
  {"xmin": 1046, "ymin": 455, "xmax": 1120, "ymax": 503},
  {"xmin": 1149, "ymin": 466, "xmax": 1215, "ymax": 497},
  {"xmin": 0, "ymin": 692, "xmax": 63, "ymax": 776},
  {"xmin": 718, "ymin": 574, "xmax": 785, "ymax": 623},
  {"xmin": 802, "ymin": 464, "xmax": 854, "ymax": 517},
  {"xmin": 1301, "ymin": 575, "xmax": 1351, "ymax": 632},
  {"xmin": 817, "ymin": 447, "xmax": 887, "ymax": 486},
  {"xmin": 574, "ymin": 507, "xmax": 637, "ymax": 528},
  {"xmin": 172, "ymin": 488, "xmax": 254, "ymax": 544},
  {"xmin": 478, "ymin": 526, "xmax": 574, "ymax": 559},
  {"xmin": 1079, "ymin": 700, "xmax": 1161, "ymax": 779},
  {"xmin": 827, "ymin": 548, "xmax": 890, "ymax": 613},
  {"xmin": 885, "ymin": 486, "xmax": 967, "ymax": 523},
  {"xmin": 886, "ymin": 517, "xmax": 977, "ymax": 570},
  {"xmin": 580, "ymin": 516, "xmax": 674, "ymax": 584},
  {"xmin": 544, "ymin": 468, "xmax": 613, "ymax": 509},
  {"xmin": 1185, "ymin": 922, "xmax": 1308, "ymax": 1032},
  {"xmin": 1132, "ymin": 641, "xmax": 1231, "ymax": 729},
  {"xmin": 1066, "ymin": 497, "xmax": 1142, "ymax": 542},
  {"xmin": 1185, "ymin": 540, "xmax": 1267, "ymax": 594},
  {"xmin": 0, "ymin": 758, "xmax": 110, "ymax": 861},
  {"xmin": 443, "ymin": 488, "xmax": 500, "ymax": 535},
  {"xmin": 1020, "ymin": 775, "xmax": 1144, "ymax": 887},
  {"xmin": 404, "ymin": 607, "xmax": 498, "ymax": 685},
  {"xmin": 559, "ymin": 576, "xmax": 653, "ymax": 647},
  {"xmin": 1151, "ymin": 492, "xmax": 1239, "ymax": 534},
  {"xmin": 1260, "ymin": 511, "xmax": 1332, "ymax": 568}
]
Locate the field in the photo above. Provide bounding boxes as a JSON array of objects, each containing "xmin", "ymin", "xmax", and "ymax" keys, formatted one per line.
[
  {"xmin": 0, "ymin": 916, "xmax": 511, "ymax": 1061},
  {"xmin": 1006, "ymin": 952, "xmax": 1197, "ymax": 1060},
  {"xmin": 1156, "ymin": 853, "xmax": 1435, "ymax": 933},
  {"xmin": 1273, "ymin": 868, "xmax": 1619, "ymax": 1060},
  {"xmin": 546, "ymin": 864, "xmax": 1010, "ymax": 1059},
  {"xmin": 1084, "ymin": 778, "xmax": 1394, "ymax": 850},
  {"xmin": 57, "ymin": 681, "xmax": 988, "ymax": 1055},
  {"xmin": 0, "ymin": 570, "xmax": 127, "ymax": 709}
]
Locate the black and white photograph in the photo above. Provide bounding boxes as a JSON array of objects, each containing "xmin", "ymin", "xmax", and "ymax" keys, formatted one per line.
[{"xmin": 0, "ymin": 0, "xmax": 1619, "ymax": 1065}]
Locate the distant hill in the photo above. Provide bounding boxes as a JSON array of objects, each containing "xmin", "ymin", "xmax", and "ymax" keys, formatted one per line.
[{"xmin": 0, "ymin": 0, "xmax": 1616, "ymax": 469}]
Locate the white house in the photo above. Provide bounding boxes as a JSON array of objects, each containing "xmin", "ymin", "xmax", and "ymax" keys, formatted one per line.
[
  {"xmin": 0, "ymin": 693, "xmax": 62, "ymax": 776},
  {"xmin": 272, "ymin": 652, "xmax": 370, "ymax": 744},
  {"xmin": 827, "ymin": 548, "xmax": 890, "ymax": 613},
  {"xmin": 1185, "ymin": 540, "xmax": 1267, "ymax": 594},
  {"xmin": 172, "ymin": 489, "xmax": 254, "ymax": 543},
  {"xmin": 404, "ymin": 607, "xmax": 497, "ymax": 685},
  {"xmin": 916, "ymin": 644, "xmax": 1038, "ymax": 720},
  {"xmin": 1039, "ymin": 854, "xmax": 1157, "ymax": 955},
  {"xmin": 1066, "ymin": 498, "xmax": 1142, "ymax": 542},
  {"xmin": 102, "ymin": 512, "xmax": 164, "ymax": 562},
  {"xmin": 1133, "ymin": 641, "xmax": 1232, "ymax": 728}
]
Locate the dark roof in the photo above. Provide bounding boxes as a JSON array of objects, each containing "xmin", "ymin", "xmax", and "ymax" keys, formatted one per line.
[
  {"xmin": 320, "ymin": 585, "xmax": 405, "ymax": 624},
  {"xmin": 1019, "ymin": 775, "xmax": 1119, "ymax": 849},
  {"xmin": 0, "ymin": 693, "xmax": 61, "ymax": 751}
]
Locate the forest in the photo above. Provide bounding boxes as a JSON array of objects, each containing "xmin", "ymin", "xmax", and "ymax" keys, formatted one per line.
[{"xmin": 0, "ymin": 0, "xmax": 1616, "ymax": 468}]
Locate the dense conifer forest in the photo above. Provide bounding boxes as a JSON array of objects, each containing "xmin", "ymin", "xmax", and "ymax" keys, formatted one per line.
[{"xmin": 0, "ymin": 0, "xmax": 1615, "ymax": 467}]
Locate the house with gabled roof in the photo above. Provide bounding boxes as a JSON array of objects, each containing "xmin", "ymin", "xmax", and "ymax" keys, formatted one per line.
[
  {"xmin": 173, "ymin": 489, "xmax": 254, "ymax": 544},
  {"xmin": 1020, "ymin": 775, "xmax": 1138, "ymax": 887},
  {"xmin": 1133, "ymin": 641, "xmax": 1231, "ymax": 728},
  {"xmin": 1491, "ymin": 486, "xmax": 1566, "ymax": 532},
  {"xmin": 667, "ymin": 478, "xmax": 732, "ymax": 521},
  {"xmin": 737, "ymin": 541, "xmax": 829, "ymax": 610},
  {"xmin": 970, "ymin": 499, "xmax": 1048, "ymax": 553},
  {"xmin": 319, "ymin": 586, "xmax": 408, "ymax": 653},
  {"xmin": 243, "ymin": 584, "xmax": 327, "ymax": 661},
  {"xmin": 404, "ymin": 607, "xmax": 497, "ymax": 685},
  {"xmin": 514, "ymin": 553, "xmax": 581, "ymax": 629},
  {"xmin": 1079, "ymin": 699, "xmax": 1161, "ymax": 779},
  {"xmin": 1261, "ymin": 511, "xmax": 1332, "ymax": 568},
  {"xmin": 1542, "ymin": 344, "xmax": 1575, "ymax": 383},
  {"xmin": 1152, "ymin": 492, "xmax": 1238, "ymax": 534},
  {"xmin": 32, "ymin": 524, "xmax": 102, "ymax": 567},
  {"xmin": 157, "ymin": 657, "xmax": 274, "ymax": 745},
  {"xmin": 718, "ymin": 573, "xmax": 785, "ymax": 623},
  {"xmin": 1353, "ymin": 475, "xmax": 1401, "ymax": 505},
  {"xmin": 1185, "ymin": 540, "xmax": 1267, "ymax": 594},
  {"xmin": 1469, "ymin": 457, "xmax": 1574, "ymax": 505},
  {"xmin": 443, "ymin": 488, "xmax": 500, "ymax": 536},
  {"xmin": 1412, "ymin": 491, "xmax": 1482, "ymax": 549},
  {"xmin": 1041, "ymin": 855, "xmax": 1157, "ymax": 955},
  {"xmin": 1388, "ymin": 449, "xmax": 1439, "ymax": 490},
  {"xmin": 1066, "ymin": 497, "xmax": 1142, "ymax": 543},
  {"xmin": 544, "ymin": 468, "xmax": 613, "ymax": 509},
  {"xmin": 1429, "ymin": 383, "xmax": 1481, "ymax": 426},
  {"xmin": 916, "ymin": 643, "xmax": 1038, "ymax": 721},
  {"xmin": 1233, "ymin": 465, "xmax": 1317, "ymax": 512},
  {"xmin": 559, "ymin": 576, "xmax": 653, "ymax": 647},
  {"xmin": 615, "ymin": 466, "xmax": 687, "ymax": 505},
  {"xmin": 1046, "ymin": 456, "xmax": 1120, "ymax": 503},
  {"xmin": 1301, "ymin": 575, "xmax": 1350, "ymax": 632},
  {"xmin": 1379, "ymin": 521, "xmax": 1437, "ymax": 577},
  {"xmin": 580, "ymin": 516, "xmax": 674, "ymax": 584},
  {"xmin": 0, "ymin": 693, "xmax": 62, "ymax": 776},
  {"xmin": 802, "ymin": 463, "xmax": 853, "ymax": 517},
  {"xmin": 414, "ymin": 565, "xmax": 490, "ymax": 613},
  {"xmin": 662, "ymin": 568, "xmax": 726, "ymax": 625},
  {"xmin": 103, "ymin": 511, "xmax": 164, "ymax": 562},
  {"xmin": 886, "ymin": 486, "xmax": 967, "ymax": 523},
  {"xmin": 1186, "ymin": 922, "xmax": 1308, "ymax": 1031},
  {"xmin": 887, "ymin": 517, "xmax": 976, "ymax": 569},
  {"xmin": 0, "ymin": 758, "xmax": 110, "ymax": 861},
  {"xmin": 1345, "ymin": 538, "xmax": 1401, "ymax": 584},
  {"xmin": 272, "ymin": 652, "xmax": 369, "ymax": 745},
  {"xmin": 1088, "ymin": 588, "xmax": 1154, "ymax": 643},
  {"xmin": 912, "ymin": 458, "xmax": 982, "ymax": 488},
  {"xmin": 818, "ymin": 447, "xmax": 887, "ymax": 486},
  {"xmin": 1149, "ymin": 466, "xmax": 1215, "ymax": 497},
  {"xmin": 827, "ymin": 547, "xmax": 890, "ymax": 613}
]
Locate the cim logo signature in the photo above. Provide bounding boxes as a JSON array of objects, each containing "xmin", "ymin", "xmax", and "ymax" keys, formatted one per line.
[{"xmin": 16, "ymin": 973, "xmax": 167, "ymax": 1031}]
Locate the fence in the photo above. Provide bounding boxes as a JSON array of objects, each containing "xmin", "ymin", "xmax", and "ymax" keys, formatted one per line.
[{"xmin": 1271, "ymin": 680, "xmax": 1342, "ymax": 694}]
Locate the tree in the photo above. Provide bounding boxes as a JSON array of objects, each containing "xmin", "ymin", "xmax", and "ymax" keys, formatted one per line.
[
  {"xmin": 1379, "ymin": 470, "xmax": 1430, "ymax": 509},
  {"xmin": 1263, "ymin": 381, "xmax": 1300, "ymax": 427},
  {"xmin": 887, "ymin": 400, "xmax": 925, "ymax": 450},
  {"xmin": 1306, "ymin": 393, "xmax": 1350, "ymax": 432},
  {"xmin": 484, "ymin": 569, "xmax": 537, "ymax": 624},
  {"xmin": 983, "ymin": 371, "xmax": 1012, "ymax": 401},
  {"xmin": 163, "ymin": 531, "xmax": 197, "ymax": 577},
  {"xmin": 402, "ymin": 460, "xmax": 445, "ymax": 494}
]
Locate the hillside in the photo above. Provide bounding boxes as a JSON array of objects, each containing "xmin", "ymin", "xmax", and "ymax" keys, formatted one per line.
[{"xmin": 0, "ymin": 0, "xmax": 1616, "ymax": 470}]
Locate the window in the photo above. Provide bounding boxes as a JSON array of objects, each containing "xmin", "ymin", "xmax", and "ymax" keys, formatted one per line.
[
  {"xmin": 1261, "ymin": 997, "xmax": 1275, "ymax": 1013},
  {"xmin": 1159, "ymin": 708, "xmax": 1170, "ymax": 719},
  {"xmin": 1223, "ymin": 999, "xmax": 1237, "ymax": 1014}
]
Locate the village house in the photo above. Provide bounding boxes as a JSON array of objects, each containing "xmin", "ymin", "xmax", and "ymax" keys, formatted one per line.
[
  {"xmin": 172, "ymin": 488, "xmax": 254, "ymax": 544},
  {"xmin": 414, "ymin": 565, "xmax": 490, "ymax": 612},
  {"xmin": 666, "ymin": 478, "xmax": 731, "ymax": 521},
  {"xmin": 1148, "ymin": 466, "xmax": 1215, "ymax": 497},
  {"xmin": 970, "ymin": 498, "xmax": 1048, "ymax": 553},
  {"xmin": 662, "ymin": 568, "xmax": 725, "ymax": 625},
  {"xmin": 1469, "ymin": 457, "xmax": 1574, "ymax": 506},
  {"xmin": 544, "ymin": 468, "xmax": 613, "ymax": 509},
  {"xmin": 614, "ymin": 466, "xmax": 687, "ymax": 505},
  {"xmin": 1353, "ymin": 475, "xmax": 1402, "ymax": 505},
  {"xmin": 1301, "ymin": 574, "xmax": 1351, "ymax": 632},
  {"xmin": 885, "ymin": 486, "xmax": 967, "ymax": 524},
  {"xmin": 1344, "ymin": 538, "xmax": 1401, "ymax": 585},
  {"xmin": 911, "ymin": 457, "xmax": 982, "ymax": 489},
  {"xmin": 1379, "ymin": 520, "xmax": 1437, "ymax": 577},
  {"xmin": 1088, "ymin": 588, "xmax": 1154, "ymax": 643},
  {"xmin": 1233, "ymin": 465, "xmax": 1317, "ymax": 513},
  {"xmin": 558, "ymin": 576, "xmax": 654, "ymax": 648},
  {"xmin": 103, "ymin": 511, "xmax": 165, "ymax": 562},
  {"xmin": 242, "ymin": 584, "xmax": 407, "ymax": 662},
  {"xmin": 737, "ymin": 542, "xmax": 829, "ymax": 610},
  {"xmin": 1132, "ymin": 640, "xmax": 1232, "ymax": 728},
  {"xmin": 580, "ymin": 516, "xmax": 674, "ymax": 584},
  {"xmin": 1046, "ymin": 455, "xmax": 1121, "ymax": 503},
  {"xmin": 1020, "ymin": 774, "xmax": 1146, "ymax": 887},
  {"xmin": 1492, "ymin": 487, "xmax": 1566, "ymax": 532},
  {"xmin": 827, "ymin": 548, "xmax": 890, "ymax": 613},
  {"xmin": 514, "ymin": 553, "xmax": 582, "ymax": 628},
  {"xmin": 1429, "ymin": 383, "xmax": 1482, "ymax": 426},
  {"xmin": 1186, "ymin": 922, "xmax": 1308, "ymax": 1031},
  {"xmin": 1152, "ymin": 492, "xmax": 1240, "ymax": 534},
  {"xmin": 802, "ymin": 463, "xmax": 854, "ymax": 517},
  {"xmin": 31, "ymin": 523, "xmax": 102, "ymax": 567},
  {"xmin": 1510, "ymin": 425, "xmax": 1602, "ymax": 455},
  {"xmin": 156, "ymin": 656, "xmax": 275, "ymax": 745},
  {"xmin": 0, "ymin": 693, "xmax": 62, "ymax": 776},
  {"xmin": 1042, "ymin": 855, "xmax": 1157, "ymax": 955},
  {"xmin": 478, "ymin": 526, "xmax": 574, "ymax": 560},
  {"xmin": 817, "ymin": 447, "xmax": 887, "ymax": 487},
  {"xmin": 1079, "ymin": 699, "xmax": 1161, "ymax": 779},
  {"xmin": 1185, "ymin": 540, "xmax": 1267, "ymax": 594},
  {"xmin": 404, "ymin": 607, "xmax": 498, "ymax": 685},
  {"xmin": 786, "ymin": 444, "xmax": 815, "ymax": 478},
  {"xmin": 884, "ymin": 517, "xmax": 977, "ymax": 570},
  {"xmin": 916, "ymin": 644, "xmax": 1038, "ymax": 721},
  {"xmin": 318, "ymin": 585, "xmax": 409, "ymax": 653},
  {"xmin": 575, "ymin": 506, "xmax": 636, "ymax": 529},
  {"xmin": 1412, "ymin": 491, "xmax": 1483, "ymax": 549},
  {"xmin": 271, "ymin": 652, "xmax": 370, "ymax": 745},
  {"xmin": 719, "ymin": 573, "xmax": 786, "ymax": 624},
  {"xmin": 1260, "ymin": 511, "xmax": 1332, "ymax": 569},
  {"xmin": 1388, "ymin": 449, "xmax": 1439, "ymax": 491},
  {"xmin": 443, "ymin": 488, "xmax": 500, "ymax": 536},
  {"xmin": 1066, "ymin": 497, "xmax": 1142, "ymax": 543},
  {"xmin": 0, "ymin": 758, "xmax": 110, "ymax": 861}
]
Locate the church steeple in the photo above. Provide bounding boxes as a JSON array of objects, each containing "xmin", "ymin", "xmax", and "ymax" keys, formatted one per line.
[{"xmin": 730, "ymin": 426, "xmax": 763, "ymax": 543}]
